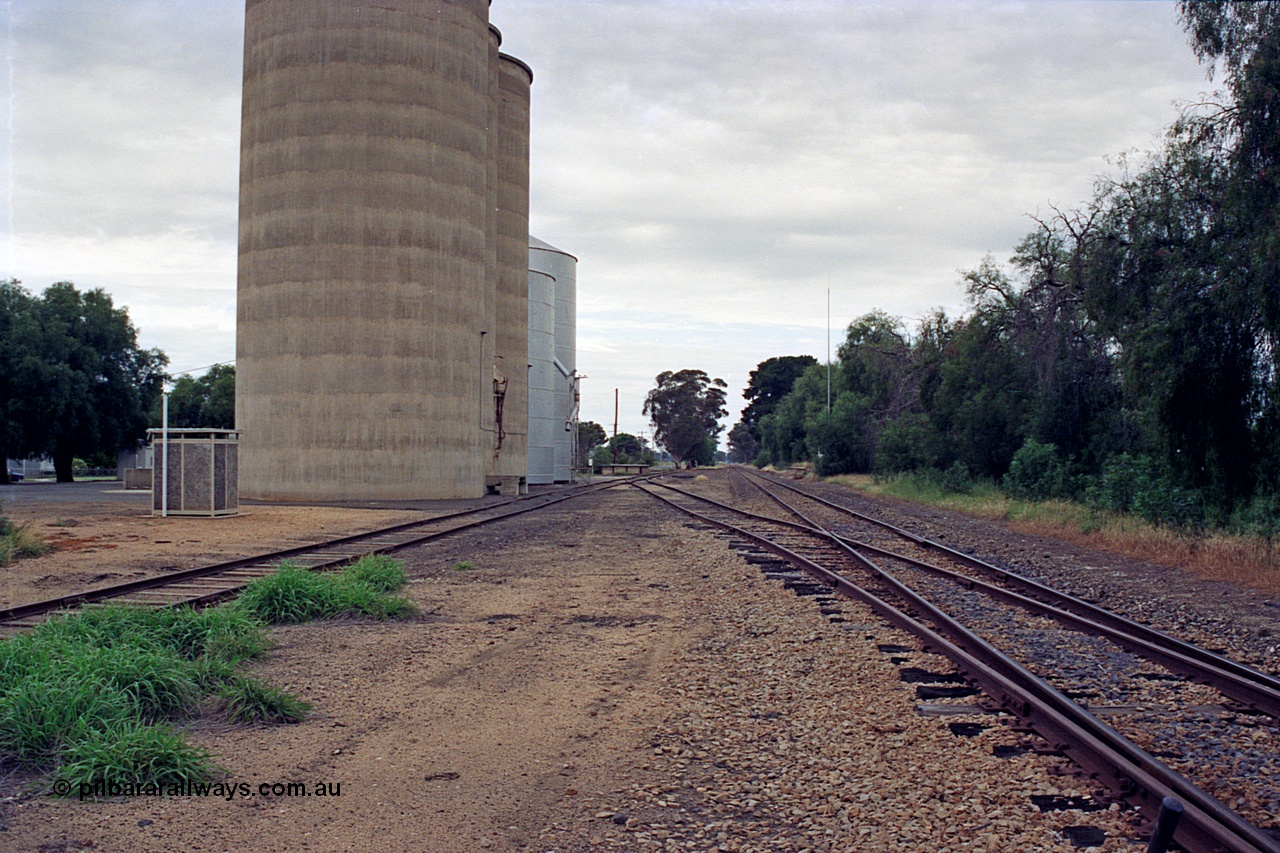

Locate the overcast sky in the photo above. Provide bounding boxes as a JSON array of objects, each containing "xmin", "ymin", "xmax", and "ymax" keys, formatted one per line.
[{"xmin": 1, "ymin": 1, "xmax": 1213, "ymax": 445}]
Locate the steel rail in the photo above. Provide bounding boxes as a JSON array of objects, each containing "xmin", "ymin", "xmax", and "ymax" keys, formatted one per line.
[
  {"xmin": 0, "ymin": 475, "xmax": 648, "ymax": 625},
  {"xmin": 735, "ymin": 471, "xmax": 1280, "ymax": 720},
  {"xmin": 638, "ymin": 479, "xmax": 1279, "ymax": 853},
  {"xmin": 740, "ymin": 467, "xmax": 1280, "ymax": 708}
]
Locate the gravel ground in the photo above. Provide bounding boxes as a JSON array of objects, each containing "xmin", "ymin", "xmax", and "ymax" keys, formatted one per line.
[{"xmin": 4, "ymin": 472, "xmax": 1265, "ymax": 851}]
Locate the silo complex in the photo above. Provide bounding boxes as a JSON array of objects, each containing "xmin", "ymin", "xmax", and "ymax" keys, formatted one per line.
[
  {"xmin": 528, "ymin": 237, "xmax": 578, "ymax": 483},
  {"xmin": 236, "ymin": 0, "xmax": 532, "ymax": 500}
]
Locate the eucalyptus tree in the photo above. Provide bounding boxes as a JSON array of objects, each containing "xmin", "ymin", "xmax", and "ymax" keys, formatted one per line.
[{"xmin": 643, "ymin": 369, "xmax": 727, "ymax": 469}]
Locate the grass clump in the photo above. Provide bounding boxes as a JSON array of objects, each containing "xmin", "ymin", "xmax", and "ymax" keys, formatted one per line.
[
  {"xmin": 342, "ymin": 553, "xmax": 407, "ymax": 592},
  {"xmin": 217, "ymin": 675, "xmax": 311, "ymax": 724},
  {"xmin": 52, "ymin": 719, "xmax": 218, "ymax": 793},
  {"xmin": 35, "ymin": 604, "xmax": 271, "ymax": 664},
  {"xmin": 0, "ymin": 603, "xmax": 300, "ymax": 795},
  {"xmin": 453, "ymin": 560, "xmax": 476, "ymax": 571},
  {"xmin": 0, "ymin": 555, "xmax": 413, "ymax": 795},
  {"xmin": 235, "ymin": 555, "xmax": 415, "ymax": 624}
]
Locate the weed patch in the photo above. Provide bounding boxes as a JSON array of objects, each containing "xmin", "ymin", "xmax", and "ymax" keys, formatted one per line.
[{"xmin": 0, "ymin": 555, "xmax": 414, "ymax": 795}]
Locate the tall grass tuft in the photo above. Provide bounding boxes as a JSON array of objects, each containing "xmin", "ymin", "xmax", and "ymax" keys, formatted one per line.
[
  {"xmin": 236, "ymin": 557, "xmax": 414, "ymax": 624},
  {"xmin": 342, "ymin": 553, "xmax": 407, "ymax": 592},
  {"xmin": 0, "ymin": 677, "xmax": 134, "ymax": 763},
  {"xmin": 37, "ymin": 604, "xmax": 270, "ymax": 663}
]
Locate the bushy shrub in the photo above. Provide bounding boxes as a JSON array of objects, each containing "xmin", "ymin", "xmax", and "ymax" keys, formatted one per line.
[
  {"xmin": 1003, "ymin": 439, "xmax": 1068, "ymax": 501},
  {"xmin": 1086, "ymin": 454, "xmax": 1204, "ymax": 530},
  {"xmin": 939, "ymin": 461, "xmax": 975, "ymax": 495},
  {"xmin": 1229, "ymin": 491, "xmax": 1280, "ymax": 538},
  {"xmin": 873, "ymin": 413, "xmax": 946, "ymax": 475}
]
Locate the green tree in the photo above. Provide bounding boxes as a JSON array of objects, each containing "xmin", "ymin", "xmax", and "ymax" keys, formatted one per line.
[
  {"xmin": 816, "ymin": 311, "xmax": 916, "ymax": 475},
  {"xmin": 0, "ymin": 281, "xmax": 167, "ymax": 482},
  {"xmin": 1076, "ymin": 128, "xmax": 1255, "ymax": 509},
  {"xmin": 758, "ymin": 363, "xmax": 836, "ymax": 468},
  {"xmin": 925, "ymin": 262, "xmax": 1033, "ymax": 480},
  {"xmin": 576, "ymin": 420, "xmax": 607, "ymax": 466},
  {"xmin": 726, "ymin": 421, "xmax": 759, "ymax": 464},
  {"xmin": 0, "ymin": 281, "xmax": 41, "ymax": 466},
  {"xmin": 738, "ymin": 355, "xmax": 817, "ymax": 441},
  {"xmin": 590, "ymin": 433, "xmax": 655, "ymax": 467},
  {"xmin": 1176, "ymin": 1, "xmax": 1280, "ymax": 505},
  {"xmin": 162, "ymin": 364, "xmax": 235, "ymax": 429},
  {"xmin": 643, "ymin": 369, "xmax": 728, "ymax": 468}
]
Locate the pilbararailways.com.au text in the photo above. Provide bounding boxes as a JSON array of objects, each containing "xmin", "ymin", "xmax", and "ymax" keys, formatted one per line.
[{"xmin": 60, "ymin": 779, "xmax": 342, "ymax": 801}]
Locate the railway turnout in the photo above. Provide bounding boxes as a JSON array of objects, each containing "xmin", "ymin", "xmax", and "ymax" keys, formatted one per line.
[{"xmin": 636, "ymin": 469, "xmax": 1280, "ymax": 853}]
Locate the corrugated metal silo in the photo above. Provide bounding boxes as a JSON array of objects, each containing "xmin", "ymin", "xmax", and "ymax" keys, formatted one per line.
[
  {"xmin": 527, "ymin": 269, "xmax": 557, "ymax": 485},
  {"xmin": 237, "ymin": 0, "xmax": 495, "ymax": 500},
  {"xmin": 491, "ymin": 53, "xmax": 533, "ymax": 492},
  {"xmin": 528, "ymin": 236, "xmax": 578, "ymax": 483}
]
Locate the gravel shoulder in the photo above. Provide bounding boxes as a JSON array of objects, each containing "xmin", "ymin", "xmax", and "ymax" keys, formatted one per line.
[{"xmin": 3, "ymin": 473, "xmax": 1261, "ymax": 851}]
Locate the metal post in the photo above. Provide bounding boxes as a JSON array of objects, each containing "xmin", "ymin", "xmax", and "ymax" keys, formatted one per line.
[
  {"xmin": 1145, "ymin": 797, "xmax": 1184, "ymax": 853},
  {"xmin": 161, "ymin": 392, "xmax": 169, "ymax": 518}
]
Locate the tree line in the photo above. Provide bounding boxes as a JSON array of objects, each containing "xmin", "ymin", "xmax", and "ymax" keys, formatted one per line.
[{"xmin": 731, "ymin": 4, "xmax": 1280, "ymax": 533}]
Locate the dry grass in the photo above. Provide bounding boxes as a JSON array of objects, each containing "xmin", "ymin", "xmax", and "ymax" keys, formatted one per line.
[
  {"xmin": 0, "ymin": 519, "xmax": 53, "ymax": 566},
  {"xmin": 826, "ymin": 473, "xmax": 1280, "ymax": 597}
]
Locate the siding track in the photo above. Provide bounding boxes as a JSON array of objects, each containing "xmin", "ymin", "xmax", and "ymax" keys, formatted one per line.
[{"xmin": 0, "ymin": 477, "xmax": 645, "ymax": 631}]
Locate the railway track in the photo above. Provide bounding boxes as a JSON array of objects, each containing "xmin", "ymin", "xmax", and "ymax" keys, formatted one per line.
[
  {"xmin": 637, "ymin": 471, "xmax": 1280, "ymax": 853},
  {"xmin": 736, "ymin": 467, "xmax": 1280, "ymax": 720},
  {"xmin": 0, "ymin": 476, "xmax": 644, "ymax": 632}
]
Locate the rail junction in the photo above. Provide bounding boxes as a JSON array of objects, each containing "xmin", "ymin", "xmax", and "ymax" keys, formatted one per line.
[{"xmin": 634, "ymin": 468, "xmax": 1279, "ymax": 853}]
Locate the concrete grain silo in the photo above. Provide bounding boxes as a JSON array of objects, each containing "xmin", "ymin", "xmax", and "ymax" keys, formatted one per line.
[
  {"xmin": 236, "ymin": 0, "xmax": 532, "ymax": 501},
  {"xmin": 528, "ymin": 237, "xmax": 578, "ymax": 483},
  {"xmin": 526, "ymin": 269, "xmax": 557, "ymax": 485},
  {"xmin": 490, "ymin": 53, "xmax": 533, "ymax": 494}
]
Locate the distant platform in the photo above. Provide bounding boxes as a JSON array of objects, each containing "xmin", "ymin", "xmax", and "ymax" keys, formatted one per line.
[{"xmin": 593, "ymin": 463, "xmax": 650, "ymax": 476}]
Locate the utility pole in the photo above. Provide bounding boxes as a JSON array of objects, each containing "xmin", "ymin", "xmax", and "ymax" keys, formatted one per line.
[{"xmin": 612, "ymin": 388, "xmax": 619, "ymax": 465}]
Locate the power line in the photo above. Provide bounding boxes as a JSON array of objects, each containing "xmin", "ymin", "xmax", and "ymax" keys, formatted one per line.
[{"xmin": 168, "ymin": 359, "xmax": 235, "ymax": 378}]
